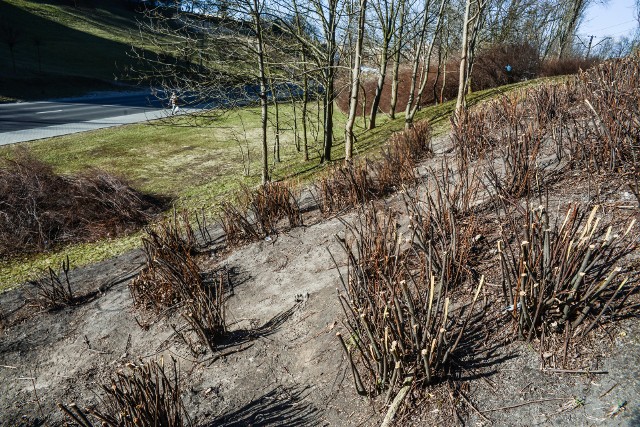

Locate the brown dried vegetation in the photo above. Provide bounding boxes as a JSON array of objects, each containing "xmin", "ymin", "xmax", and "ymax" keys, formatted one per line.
[
  {"xmin": 316, "ymin": 120, "xmax": 433, "ymax": 214},
  {"xmin": 27, "ymin": 256, "xmax": 75, "ymax": 310},
  {"xmin": 497, "ymin": 204, "xmax": 637, "ymax": 347},
  {"xmin": 448, "ymin": 53, "xmax": 640, "ymax": 366},
  {"xmin": 218, "ymin": 181, "xmax": 302, "ymax": 245},
  {"xmin": 59, "ymin": 358, "xmax": 191, "ymax": 427},
  {"xmin": 12, "ymin": 55, "xmax": 640, "ymax": 425},
  {"xmin": 334, "ymin": 204, "xmax": 485, "ymax": 398},
  {"xmin": 130, "ymin": 211, "xmax": 227, "ymax": 352},
  {"xmin": 0, "ymin": 150, "xmax": 166, "ymax": 258}
]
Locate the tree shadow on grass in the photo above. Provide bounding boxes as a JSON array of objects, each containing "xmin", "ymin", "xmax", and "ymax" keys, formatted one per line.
[{"xmin": 205, "ymin": 385, "xmax": 319, "ymax": 427}]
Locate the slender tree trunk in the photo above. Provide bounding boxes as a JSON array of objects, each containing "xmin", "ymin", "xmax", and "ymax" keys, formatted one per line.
[
  {"xmin": 407, "ymin": 0, "xmax": 447, "ymax": 124},
  {"xmin": 317, "ymin": 85, "xmax": 322, "ymax": 142},
  {"xmin": 302, "ymin": 73, "xmax": 309, "ymax": 161},
  {"xmin": 291, "ymin": 86, "xmax": 300, "ymax": 152},
  {"xmin": 270, "ymin": 78, "xmax": 281, "ymax": 163},
  {"xmin": 557, "ymin": 0, "xmax": 586, "ymax": 59},
  {"xmin": 323, "ymin": 74, "xmax": 334, "ymax": 162},
  {"xmin": 368, "ymin": 45, "xmax": 388, "ymax": 129},
  {"xmin": 404, "ymin": 0, "xmax": 431, "ymax": 129},
  {"xmin": 292, "ymin": 8, "xmax": 310, "ymax": 161},
  {"xmin": 455, "ymin": 0, "xmax": 472, "ymax": 118},
  {"xmin": 389, "ymin": 0, "xmax": 406, "ymax": 119},
  {"xmin": 322, "ymin": 1, "xmax": 338, "ymax": 163},
  {"xmin": 440, "ymin": 53, "xmax": 447, "ymax": 103},
  {"xmin": 253, "ymin": 0, "xmax": 269, "ymax": 184},
  {"xmin": 456, "ymin": 0, "xmax": 486, "ymax": 119},
  {"xmin": 432, "ymin": 33, "xmax": 443, "ymax": 104},
  {"xmin": 360, "ymin": 81, "xmax": 367, "ymax": 127},
  {"xmin": 345, "ymin": 0, "xmax": 368, "ymax": 161},
  {"xmin": 301, "ymin": 52, "xmax": 310, "ymax": 161},
  {"xmin": 389, "ymin": 54, "xmax": 401, "ymax": 119}
]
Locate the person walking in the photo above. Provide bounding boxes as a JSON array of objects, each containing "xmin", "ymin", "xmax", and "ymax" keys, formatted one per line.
[{"xmin": 170, "ymin": 92, "xmax": 179, "ymax": 115}]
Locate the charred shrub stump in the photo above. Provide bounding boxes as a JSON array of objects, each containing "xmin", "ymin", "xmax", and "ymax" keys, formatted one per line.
[
  {"xmin": 130, "ymin": 211, "xmax": 227, "ymax": 352},
  {"xmin": 334, "ymin": 205, "xmax": 485, "ymax": 399},
  {"xmin": 59, "ymin": 357, "xmax": 191, "ymax": 427}
]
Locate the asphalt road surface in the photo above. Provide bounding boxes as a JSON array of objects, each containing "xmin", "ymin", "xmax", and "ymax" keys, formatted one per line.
[{"xmin": 0, "ymin": 92, "xmax": 170, "ymax": 146}]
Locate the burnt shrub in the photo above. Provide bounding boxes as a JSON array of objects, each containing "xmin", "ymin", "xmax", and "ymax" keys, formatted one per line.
[
  {"xmin": 59, "ymin": 358, "xmax": 191, "ymax": 427},
  {"xmin": 0, "ymin": 150, "xmax": 166, "ymax": 258}
]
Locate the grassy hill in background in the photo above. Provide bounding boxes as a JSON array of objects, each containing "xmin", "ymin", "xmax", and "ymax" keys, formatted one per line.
[{"xmin": 0, "ymin": 0, "xmax": 149, "ymax": 101}]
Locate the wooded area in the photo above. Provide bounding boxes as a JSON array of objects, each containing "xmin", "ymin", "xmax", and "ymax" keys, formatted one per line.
[{"xmin": 130, "ymin": 0, "xmax": 639, "ymax": 183}]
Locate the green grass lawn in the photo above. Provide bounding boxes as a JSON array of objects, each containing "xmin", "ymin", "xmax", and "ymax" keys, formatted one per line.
[{"xmin": 0, "ymin": 80, "xmax": 540, "ymax": 289}]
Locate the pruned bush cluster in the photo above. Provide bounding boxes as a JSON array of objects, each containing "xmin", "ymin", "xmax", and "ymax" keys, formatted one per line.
[
  {"xmin": 317, "ymin": 120, "xmax": 432, "ymax": 214},
  {"xmin": 498, "ymin": 204, "xmax": 636, "ymax": 347},
  {"xmin": 27, "ymin": 256, "xmax": 75, "ymax": 310},
  {"xmin": 446, "ymin": 54, "xmax": 640, "ymax": 368},
  {"xmin": 453, "ymin": 52, "xmax": 640, "ymax": 206},
  {"xmin": 576, "ymin": 54, "xmax": 640, "ymax": 199},
  {"xmin": 60, "ymin": 358, "xmax": 191, "ymax": 427},
  {"xmin": 332, "ymin": 55, "xmax": 640, "ymax": 411},
  {"xmin": 218, "ymin": 181, "xmax": 302, "ymax": 245},
  {"xmin": 130, "ymin": 210, "xmax": 200, "ymax": 309},
  {"xmin": 335, "ymin": 203, "xmax": 485, "ymax": 398},
  {"xmin": 130, "ymin": 211, "xmax": 227, "ymax": 351},
  {"xmin": 0, "ymin": 150, "xmax": 165, "ymax": 258}
]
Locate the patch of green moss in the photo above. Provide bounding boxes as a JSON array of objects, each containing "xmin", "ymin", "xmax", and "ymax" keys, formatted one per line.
[{"xmin": 0, "ymin": 233, "xmax": 141, "ymax": 291}]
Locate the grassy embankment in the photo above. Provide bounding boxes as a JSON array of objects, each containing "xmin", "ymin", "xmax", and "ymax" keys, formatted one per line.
[
  {"xmin": 0, "ymin": 0, "xmax": 152, "ymax": 101},
  {"xmin": 0, "ymin": 79, "xmax": 535, "ymax": 289}
]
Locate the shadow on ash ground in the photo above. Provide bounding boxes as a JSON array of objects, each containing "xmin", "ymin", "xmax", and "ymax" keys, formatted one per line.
[{"xmin": 1, "ymin": 135, "xmax": 639, "ymax": 426}]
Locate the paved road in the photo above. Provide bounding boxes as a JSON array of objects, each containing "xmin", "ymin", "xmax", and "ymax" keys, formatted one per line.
[{"xmin": 0, "ymin": 92, "xmax": 171, "ymax": 146}]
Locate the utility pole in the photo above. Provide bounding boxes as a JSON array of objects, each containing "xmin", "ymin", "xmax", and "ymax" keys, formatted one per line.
[
  {"xmin": 576, "ymin": 34, "xmax": 595, "ymax": 59},
  {"xmin": 586, "ymin": 35, "xmax": 594, "ymax": 59}
]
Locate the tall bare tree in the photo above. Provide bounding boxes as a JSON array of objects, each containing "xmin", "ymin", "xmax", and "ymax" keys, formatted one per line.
[
  {"xmin": 367, "ymin": 0, "xmax": 406, "ymax": 128},
  {"xmin": 345, "ymin": 0, "xmax": 368, "ymax": 160},
  {"xmin": 388, "ymin": 0, "xmax": 407, "ymax": 119},
  {"xmin": 455, "ymin": 0, "xmax": 487, "ymax": 118},
  {"xmin": 277, "ymin": 0, "xmax": 347, "ymax": 162},
  {"xmin": 555, "ymin": 0, "xmax": 589, "ymax": 59},
  {"xmin": 248, "ymin": 0, "xmax": 271, "ymax": 183},
  {"xmin": 403, "ymin": 0, "xmax": 448, "ymax": 128},
  {"xmin": 131, "ymin": 2, "xmax": 281, "ymax": 183}
]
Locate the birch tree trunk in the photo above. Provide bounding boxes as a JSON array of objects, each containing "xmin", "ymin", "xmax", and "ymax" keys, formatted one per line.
[
  {"xmin": 252, "ymin": 0, "xmax": 270, "ymax": 184},
  {"xmin": 368, "ymin": 0, "xmax": 403, "ymax": 129},
  {"xmin": 388, "ymin": 0, "xmax": 406, "ymax": 119},
  {"xmin": 455, "ymin": 0, "xmax": 486, "ymax": 120},
  {"xmin": 403, "ymin": 0, "xmax": 431, "ymax": 129},
  {"xmin": 405, "ymin": 0, "xmax": 448, "ymax": 127},
  {"xmin": 345, "ymin": 0, "xmax": 368, "ymax": 161},
  {"xmin": 455, "ymin": 0, "xmax": 472, "ymax": 119}
]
